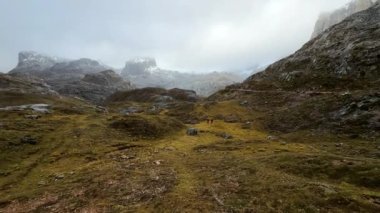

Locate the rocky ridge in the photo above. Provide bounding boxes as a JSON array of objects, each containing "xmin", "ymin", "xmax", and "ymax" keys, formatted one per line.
[
  {"xmin": 311, "ymin": 0, "xmax": 378, "ymax": 38},
  {"xmin": 240, "ymin": 2, "xmax": 380, "ymax": 91}
]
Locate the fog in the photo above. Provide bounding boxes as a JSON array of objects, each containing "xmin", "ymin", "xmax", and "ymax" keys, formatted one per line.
[{"xmin": 0, "ymin": 0, "xmax": 350, "ymax": 73}]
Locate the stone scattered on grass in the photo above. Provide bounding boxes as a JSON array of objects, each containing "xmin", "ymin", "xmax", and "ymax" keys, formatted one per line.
[
  {"xmin": 20, "ymin": 136, "xmax": 38, "ymax": 145},
  {"xmin": 241, "ymin": 121, "xmax": 252, "ymax": 129},
  {"xmin": 187, "ymin": 128, "xmax": 198, "ymax": 136},
  {"xmin": 24, "ymin": 114, "xmax": 41, "ymax": 120},
  {"xmin": 267, "ymin": 135, "xmax": 279, "ymax": 141},
  {"xmin": 0, "ymin": 104, "xmax": 51, "ymax": 113},
  {"xmin": 216, "ymin": 132, "xmax": 233, "ymax": 139}
]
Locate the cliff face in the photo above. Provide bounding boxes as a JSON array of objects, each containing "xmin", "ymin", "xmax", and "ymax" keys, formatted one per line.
[
  {"xmin": 241, "ymin": 2, "xmax": 380, "ymax": 91},
  {"xmin": 311, "ymin": 0, "xmax": 378, "ymax": 39},
  {"xmin": 10, "ymin": 51, "xmax": 61, "ymax": 74}
]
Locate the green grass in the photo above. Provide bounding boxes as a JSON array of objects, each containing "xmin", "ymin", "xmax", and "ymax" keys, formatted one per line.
[{"xmin": 0, "ymin": 99, "xmax": 379, "ymax": 212}]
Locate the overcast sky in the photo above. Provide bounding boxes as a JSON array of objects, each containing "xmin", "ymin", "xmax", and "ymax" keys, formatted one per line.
[{"xmin": 0, "ymin": 0, "xmax": 350, "ymax": 73}]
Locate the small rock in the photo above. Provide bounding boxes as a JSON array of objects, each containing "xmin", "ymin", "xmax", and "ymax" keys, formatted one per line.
[
  {"xmin": 24, "ymin": 114, "xmax": 41, "ymax": 120},
  {"xmin": 241, "ymin": 122, "xmax": 252, "ymax": 129},
  {"xmin": 20, "ymin": 136, "xmax": 38, "ymax": 145},
  {"xmin": 38, "ymin": 180, "xmax": 47, "ymax": 186},
  {"xmin": 95, "ymin": 106, "xmax": 108, "ymax": 113},
  {"xmin": 120, "ymin": 106, "xmax": 143, "ymax": 115},
  {"xmin": 186, "ymin": 128, "xmax": 198, "ymax": 136},
  {"xmin": 335, "ymin": 143, "xmax": 344, "ymax": 148},
  {"xmin": 164, "ymin": 146, "xmax": 176, "ymax": 151},
  {"xmin": 154, "ymin": 160, "xmax": 162, "ymax": 165},
  {"xmin": 216, "ymin": 132, "xmax": 233, "ymax": 139},
  {"xmin": 55, "ymin": 174, "xmax": 65, "ymax": 179},
  {"xmin": 280, "ymin": 141, "xmax": 287, "ymax": 145},
  {"xmin": 267, "ymin": 135, "xmax": 279, "ymax": 141},
  {"xmin": 240, "ymin": 100, "xmax": 249, "ymax": 106}
]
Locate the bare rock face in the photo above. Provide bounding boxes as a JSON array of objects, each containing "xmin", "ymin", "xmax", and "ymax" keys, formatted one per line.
[
  {"xmin": 48, "ymin": 58, "xmax": 110, "ymax": 79},
  {"xmin": 311, "ymin": 0, "xmax": 378, "ymax": 39},
  {"xmin": 241, "ymin": 2, "xmax": 380, "ymax": 91},
  {"xmin": 7, "ymin": 52, "xmax": 132, "ymax": 103},
  {"xmin": 56, "ymin": 70, "xmax": 134, "ymax": 104},
  {"xmin": 0, "ymin": 73, "xmax": 57, "ymax": 96},
  {"xmin": 10, "ymin": 51, "xmax": 61, "ymax": 74},
  {"xmin": 9, "ymin": 52, "xmax": 109, "ymax": 81}
]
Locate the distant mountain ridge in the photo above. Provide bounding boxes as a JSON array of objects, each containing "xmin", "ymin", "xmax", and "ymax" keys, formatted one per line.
[
  {"xmin": 121, "ymin": 58, "xmax": 246, "ymax": 96},
  {"xmin": 8, "ymin": 51, "xmax": 248, "ymax": 97},
  {"xmin": 8, "ymin": 52, "xmax": 133, "ymax": 103}
]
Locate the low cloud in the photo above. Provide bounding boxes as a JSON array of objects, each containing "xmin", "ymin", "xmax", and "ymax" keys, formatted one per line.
[{"xmin": 0, "ymin": 0, "xmax": 350, "ymax": 73}]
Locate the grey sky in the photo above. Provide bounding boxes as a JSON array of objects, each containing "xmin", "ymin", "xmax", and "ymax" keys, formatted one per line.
[{"xmin": 0, "ymin": 0, "xmax": 350, "ymax": 73}]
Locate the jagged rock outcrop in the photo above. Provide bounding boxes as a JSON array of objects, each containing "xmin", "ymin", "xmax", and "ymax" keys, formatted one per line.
[
  {"xmin": 240, "ymin": 2, "xmax": 380, "ymax": 91},
  {"xmin": 0, "ymin": 73, "xmax": 57, "ymax": 96},
  {"xmin": 121, "ymin": 58, "xmax": 244, "ymax": 96},
  {"xmin": 10, "ymin": 51, "xmax": 62, "ymax": 74},
  {"xmin": 56, "ymin": 70, "xmax": 134, "ymax": 104},
  {"xmin": 9, "ymin": 51, "xmax": 110, "ymax": 81},
  {"xmin": 8, "ymin": 52, "xmax": 132, "ymax": 103},
  {"xmin": 47, "ymin": 58, "xmax": 110, "ymax": 80},
  {"xmin": 311, "ymin": 0, "xmax": 378, "ymax": 38}
]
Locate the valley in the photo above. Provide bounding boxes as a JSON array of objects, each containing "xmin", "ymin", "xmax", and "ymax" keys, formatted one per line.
[
  {"xmin": 1, "ymin": 96, "xmax": 379, "ymax": 212},
  {"xmin": 0, "ymin": 0, "xmax": 379, "ymax": 212}
]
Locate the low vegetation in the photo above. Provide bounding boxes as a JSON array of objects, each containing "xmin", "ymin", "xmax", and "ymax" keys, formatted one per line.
[{"xmin": 0, "ymin": 97, "xmax": 379, "ymax": 212}]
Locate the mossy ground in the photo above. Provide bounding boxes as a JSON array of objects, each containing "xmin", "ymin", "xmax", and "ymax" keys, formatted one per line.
[{"xmin": 0, "ymin": 99, "xmax": 379, "ymax": 212}]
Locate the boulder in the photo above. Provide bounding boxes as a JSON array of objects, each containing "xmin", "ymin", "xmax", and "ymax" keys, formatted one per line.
[
  {"xmin": 216, "ymin": 132, "xmax": 233, "ymax": 139},
  {"xmin": 186, "ymin": 128, "xmax": 198, "ymax": 136}
]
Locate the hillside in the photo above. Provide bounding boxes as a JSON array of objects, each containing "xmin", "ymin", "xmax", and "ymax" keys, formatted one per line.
[{"xmin": 210, "ymin": 3, "xmax": 380, "ymax": 137}]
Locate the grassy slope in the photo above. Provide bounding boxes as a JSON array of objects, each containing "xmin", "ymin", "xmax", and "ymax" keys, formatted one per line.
[{"xmin": 0, "ymin": 100, "xmax": 379, "ymax": 212}]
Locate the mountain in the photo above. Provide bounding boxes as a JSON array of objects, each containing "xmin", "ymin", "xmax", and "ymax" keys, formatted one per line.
[
  {"xmin": 56, "ymin": 70, "xmax": 134, "ymax": 104},
  {"xmin": 211, "ymin": 3, "xmax": 380, "ymax": 137},
  {"xmin": 311, "ymin": 0, "xmax": 378, "ymax": 38},
  {"xmin": 8, "ymin": 52, "xmax": 132, "ymax": 103},
  {"xmin": 121, "ymin": 58, "xmax": 245, "ymax": 96},
  {"xmin": 10, "ymin": 53, "xmax": 110, "ymax": 81},
  {"xmin": 238, "ymin": 2, "xmax": 380, "ymax": 91},
  {"xmin": 10, "ymin": 51, "xmax": 62, "ymax": 74}
]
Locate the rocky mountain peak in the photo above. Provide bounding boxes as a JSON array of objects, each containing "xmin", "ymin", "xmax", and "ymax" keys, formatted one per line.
[
  {"xmin": 11, "ymin": 51, "xmax": 61, "ymax": 74},
  {"xmin": 311, "ymin": 0, "xmax": 378, "ymax": 38},
  {"xmin": 122, "ymin": 57, "xmax": 158, "ymax": 75}
]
